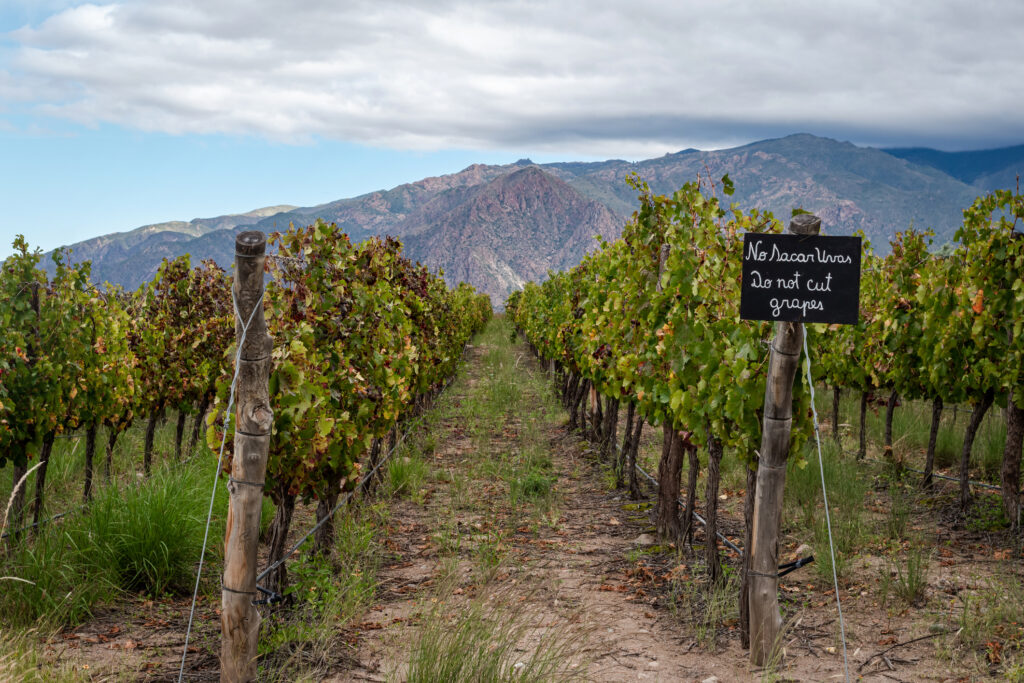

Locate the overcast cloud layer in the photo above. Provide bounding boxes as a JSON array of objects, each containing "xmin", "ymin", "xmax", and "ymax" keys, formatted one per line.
[{"xmin": 3, "ymin": 0, "xmax": 1024, "ymax": 155}]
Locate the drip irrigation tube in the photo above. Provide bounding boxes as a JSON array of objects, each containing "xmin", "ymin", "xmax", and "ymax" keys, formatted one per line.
[
  {"xmin": 861, "ymin": 456, "xmax": 1023, "ymax": 495},
  {"xmin": 633, "ymin": 462, "xmax": 744, "ymax": 555}
]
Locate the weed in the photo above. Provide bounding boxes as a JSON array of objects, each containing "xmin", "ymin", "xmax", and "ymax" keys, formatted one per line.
[
  {"xmin": 813, "ymin": 517, "xmax": 852, "ymax": 583},
  {"xmin": 405, "ymin": 589, "xmax": 588, "ymax": 682},
  {"xmin": 758, "ymin": 615, "xmax": 798, "ymax": 683},
  {"xmin": 0, "ymin": 526, "xmax": 113, "ymax": 626},
  {"xmin": 387, "ymin": 455, "xmax": 429, "ymax": 501},
  {"xmin": 886, "ymin": 487, "xmax": 912, "ymax": 541},
  {"xmin": 432, "ymin": 517, "xmax": 463, "ymax": 556},
  {"xmin": 474, "ymin": 530, "xmax": 506, "ymax": 582},
  {"xmin": 510, "ymin": 470, "xmax": 554, "ymax": 503},
  {"xmin": 445, "ymin": 470, "xmax": 472, "ymax": 510},
  {"xmin": 84, "ymin": 461, "xmax": 207, "ymax": 596},
  {"xmin": 891, "ymin": 545, "xmax": 930, "ymax": 606},
  {"xmin": 0, "ymin": 628, "xmax": 93, "ymax": 682},
  {"xmin": 952, "ymin": 573, "xmax": 1024, "ymax": 661},
  {"xmin": 978, "ymin": 413, "xmax": 1007, "ymax": 483},
  {"xmin": 668, "ymin": 569, "xmax": 739, "ymax": 650},
  {"xmin": 934, "ymin": 420, "xmax": 961, "ymax": 469},
  {"xmin": 260, "ymin": 509, "xmax": 381, "ymax": 680},
  {"xmin": 966, "ymin": 494, "xmax": 1010, "ymax": 532},
  {"xmin": 784, "ymin": 440, "xmax": 866, "ymax": 583}
]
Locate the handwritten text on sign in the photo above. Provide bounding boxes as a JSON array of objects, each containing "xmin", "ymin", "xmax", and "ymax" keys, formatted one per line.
[{"xmin": 739, "ymin": 233, "xmax": 861, "ymax": 324}]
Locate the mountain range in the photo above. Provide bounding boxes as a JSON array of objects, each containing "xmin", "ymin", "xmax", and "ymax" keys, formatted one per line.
[{"xmin": 43, "ymin": 133, "xmax": 1024, "ymax": 306}]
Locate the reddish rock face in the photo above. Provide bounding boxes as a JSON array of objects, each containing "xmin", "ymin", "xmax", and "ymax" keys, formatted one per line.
[
  {"xmin": 402, "ymin": 165, "xmax": 621, "ymax": 306},
  {"xmin": 49, "ymin": 134, "xmax": 1010, "ymax": 300}
]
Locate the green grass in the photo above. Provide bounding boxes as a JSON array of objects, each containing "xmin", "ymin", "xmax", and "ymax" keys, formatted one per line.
[
  {"xmin": 83, "ymin": 461, "xmax": 208, "ymax": 596},
  {"xmin": 259, "ymin": 505, "xmax": 384, "ymax": 680},
  {"xmin": 0, "ymin": 412, "xmax": 196, "ymax": 522},
  {"xmin": 0, "ymin": 627, "xmax": 97, "ymax": 682},
  {"xmin": 819, "ymin": 389, "xmax": 1007, "ymax": 483},
  {"xmin": 405, "ymin": 589, "xmax": 588, "ymax": 683},
  {"xmin": 893, "ymin": 545, "xmax": 930, "ymax": 606},
  {"xmin": 784, "ymin": 440, "xmax": 867, "ymax": 581},
  {"xmin": 668, "ymin": 569, "xmax": 740, "ymax": 650},
  {"xmin": 387, "ymin": 452, "xmax": 430, "ymax": 501},
  {"xmin": 885, "ymin": 486, "xmax": 912, "ymax": 541},
  {"xmin": 1, "ymin": 456, "xmax": 227, "ymax": 627},
  {"xmin": 510, "ymin": 470, "xmax": 554, "ymax": 503},
  {"xmin": 878, "ymin": 543, "xmax": 931, "ymax": 607},
  {"xmin": 945, "ymin": 572, "xmax": 1024, "ymax": 677}
]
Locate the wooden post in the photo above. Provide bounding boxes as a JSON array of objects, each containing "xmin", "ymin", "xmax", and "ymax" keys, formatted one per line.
[
  {"xmin": 221, "ymin": 231, "xmax": 273, "ymax": 682},
  {"xmin": 748, "ymin": 213, "xmax": 820, "ymax": 666}
]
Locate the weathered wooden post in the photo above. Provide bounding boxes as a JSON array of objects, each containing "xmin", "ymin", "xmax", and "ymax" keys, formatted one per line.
[
  {"xmin": 221, "ymin": 231, "xmax": 273, "ymax": 682},
  {"xmin": 748, "ymin": 214, "xmax": 820, "ymax": 665}
]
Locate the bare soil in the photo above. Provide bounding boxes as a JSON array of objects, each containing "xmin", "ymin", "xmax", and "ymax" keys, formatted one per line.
[{"xmin": 32, "ymin": 337, "xmax": 1023, "ymax": 682}]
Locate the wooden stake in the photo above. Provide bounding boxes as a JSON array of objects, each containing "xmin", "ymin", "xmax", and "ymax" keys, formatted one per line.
[
  {"xmin": 221, "ymin": 231, "xmax": 273, "ymax": 682},
  {"xmin": 748, "ymin": 213, "xmax": 820, "ymax": 666}
]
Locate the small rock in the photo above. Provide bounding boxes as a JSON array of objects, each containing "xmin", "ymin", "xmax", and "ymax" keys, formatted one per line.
[
  {"xmin": 633, "ymin": 533, "xmax": 657, "ymax": 546},
  {"xmin": 793, "ymin": 543, "xmax": 812, "ymax": 560},
  {"xmin": 702, "ymin": 676, "xmax": 720, "ymax": 683},
  {"xmin": 648, "ymin": 661, "xmax": 658, "ymax": 668}
]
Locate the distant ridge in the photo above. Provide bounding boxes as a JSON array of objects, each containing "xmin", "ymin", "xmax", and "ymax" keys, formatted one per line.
[
  {"xmin": 44, "ymin": 205, "xmax": 297, "ymax": 283},
  {"xmin": 42, "ymin": 134, "xmax": 1024, "ymax": 305},
  {"xmin": 884, "ymin": 144, "xmax": 1024, "ymax": 190}
]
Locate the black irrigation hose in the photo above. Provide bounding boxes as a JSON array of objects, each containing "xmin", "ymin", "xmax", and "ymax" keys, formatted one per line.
[
  {"xmin": 861, "ymin": 455, "xmax": 1024, "ymax": 495},
  {"xmin": 1, "ymin": 508, "xmax": 78, "ymax": 540},
  {"xmin": 522, "ymin": 329, "xmax": 817, "ymax": 576},
  {"xmin": 602, "ymin": 421, "xmax": 820, "ymax": 578},
  {"xmin": 777, "ymin": 555, "xmax": 815, "ymax": 578}
]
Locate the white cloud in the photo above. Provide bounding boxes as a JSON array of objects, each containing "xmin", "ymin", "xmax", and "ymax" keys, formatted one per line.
[{"xmin": 4, "ymin": 0, "xmax": 1024, "ymax": 154}]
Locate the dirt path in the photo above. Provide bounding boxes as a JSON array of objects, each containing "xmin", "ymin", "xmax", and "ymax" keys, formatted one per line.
[
  {"xmin": 33, "ymin": 322, "xmax": 1008, "ymax": 682},
  {"xmin": 331, "ymin": 334, "xmax": 755, "ymax": 682},
  {"xmin": 330, "ymin": 329, "xmax": 986, "ymax": 683}
]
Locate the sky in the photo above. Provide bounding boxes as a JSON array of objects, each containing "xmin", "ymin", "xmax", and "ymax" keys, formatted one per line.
[{"xmin": 2, "ymin": 0, "xmax": 1023, "ymax": 259}]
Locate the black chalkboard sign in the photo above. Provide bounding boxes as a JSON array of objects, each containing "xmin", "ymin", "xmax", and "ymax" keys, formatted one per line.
[{"xmin": 740, "ymin": 233, "xmax": 861, "ymax": 324}]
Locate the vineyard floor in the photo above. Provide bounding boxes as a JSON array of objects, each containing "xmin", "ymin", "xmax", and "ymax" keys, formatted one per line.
[
  {"xmin": 6, "ymin": 318, "xmax": 1024, "ymax": 681},
  {"xmin": 321, "ymin": 319, "xmax": 1019, "ymax": 682}
]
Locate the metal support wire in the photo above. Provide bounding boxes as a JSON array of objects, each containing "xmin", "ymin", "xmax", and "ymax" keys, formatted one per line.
[
  {"xmin": 860, "ymin": 456, "xmax": 1023, "ymax": 495},
  {"xmin": 802, "ymin": 324, "xmax": 850, "ymax": 683},
  {"xmin": 178, "ymin": 287, "xmax": 264, "ymax": 683},
  {"xmin": 1, "ymin": 509, "xmax": 77, "ymax": 541},
  {"xmin": 632, "ymin": 463, "xmax": 744, "ymax": 555},
  {"xmin": 254, "ymin": 371, "xmax": 460, "ymax": 588}
]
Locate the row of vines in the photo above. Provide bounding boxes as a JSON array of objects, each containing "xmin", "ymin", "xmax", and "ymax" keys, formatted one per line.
[
  {"xmin": 507, "ymin": 173, "xmax": 1023, "ymax": 645},
  {"xmin": 0, "ymin": 220, "xmax": 491, "ymax": 594},
  {"xmin": 818, "ymin": 188, "xmax": 1024, "ymax": 523}
]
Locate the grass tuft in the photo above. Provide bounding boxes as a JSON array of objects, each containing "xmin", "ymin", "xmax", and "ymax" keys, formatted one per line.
[
  {"xmin": 84, "ymin": 463, "xmax": 205, "ymax": 596},
  {"xmin": 0, "ymin": 458, "xmax": 225, "ymax": 627},
  {"xmin": 259, "ymin": 507, "xmax": 382, "ymax": 680},
  {"xmin": 387, "ymin": 454, "xmax": 429, "ymax": 501},
  {"xmin": 405, "ymin": 589, "xmax": 588, "ymax": 683},
  {"xmin": 668, "ymin": 569, "xmax": 740, "ymax": 651}
]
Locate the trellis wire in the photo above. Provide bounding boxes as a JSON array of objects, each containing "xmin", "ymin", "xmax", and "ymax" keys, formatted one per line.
[
  {"xmin": 177, "ymin": 286, "xmax": 264, "ymax": 683},
  {"xmin": 803, "ymin": 323, "xmax": 850, "ymax": 682},
  {"xmin": 632, "ymin": 463, "xmax": 743, "ymax": 555},
  {"xmin": 860, "ymin": 456, "xmax": 1021, "ymax": 494},
  {"xmin": 254, "ymin": 368, "xmax": 460, "ymax": 587}
]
